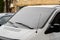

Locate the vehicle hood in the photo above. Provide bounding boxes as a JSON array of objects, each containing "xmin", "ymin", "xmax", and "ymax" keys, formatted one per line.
[{"xmin": 0, "ymin": 25, "xmax": 36, "ymax": 40}]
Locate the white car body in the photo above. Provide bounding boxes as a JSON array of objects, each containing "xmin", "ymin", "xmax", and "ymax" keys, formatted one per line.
[{"xmin": 0, "ymin": 5, "xmax": 60, "ymax": 40}]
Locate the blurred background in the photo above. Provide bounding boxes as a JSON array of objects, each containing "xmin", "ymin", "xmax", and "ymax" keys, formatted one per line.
[{"xmin": 0, "ymin": 0, "xmax": 60, "ymax": 13}]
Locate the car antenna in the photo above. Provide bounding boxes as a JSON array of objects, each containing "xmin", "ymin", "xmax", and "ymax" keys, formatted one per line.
[{"xmin": 36, "ymin": 14, "xmax": 41, "ymax": 33}]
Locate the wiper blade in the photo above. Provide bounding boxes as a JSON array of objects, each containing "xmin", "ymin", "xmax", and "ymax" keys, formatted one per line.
[{"xmin": 16, "ymin": 22, "xmax": 34, "ymax": 29}]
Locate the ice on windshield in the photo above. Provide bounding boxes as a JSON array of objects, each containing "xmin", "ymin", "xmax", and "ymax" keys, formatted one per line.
[{"xmin": 6, "ymin": 6, "xmax": 55, "ymax": 29}]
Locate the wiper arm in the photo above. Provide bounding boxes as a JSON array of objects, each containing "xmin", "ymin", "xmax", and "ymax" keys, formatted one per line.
[
  {"xmin": 15, "ymin": 22, "xmax": 33, "ymax": 29},
  {"xmin": 8, "ymin": 21, "xmax": 18, "ymax": 28},
  {"xmin": 9, "ymin": 21, "xmax": 14, "ymax": 24}
]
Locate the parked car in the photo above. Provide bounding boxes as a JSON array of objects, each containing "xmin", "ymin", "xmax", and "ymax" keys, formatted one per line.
[
  {"xmin": 0, "ymin": 5, "xmax": 60, "ymax": 40},
  {"xmin": 0, "ymin": 13, "xmax": 7, "ymax": 18},
  {"xmin": 0, "ymin": 13, "xmax": 14, "ymax": 26}
]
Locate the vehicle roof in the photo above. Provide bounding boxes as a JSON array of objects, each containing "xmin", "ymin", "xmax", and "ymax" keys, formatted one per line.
[{"xmin": 24, "ymin": 5, "xmax": 60, "ymax": 8}]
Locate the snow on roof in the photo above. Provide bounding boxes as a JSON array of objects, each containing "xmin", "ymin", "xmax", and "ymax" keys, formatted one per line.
[{"xmin": 25, "ymin": 5, "xmax": 60, "ymax": 8}]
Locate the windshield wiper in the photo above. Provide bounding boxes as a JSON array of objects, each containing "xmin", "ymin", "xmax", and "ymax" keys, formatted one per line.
[
  {"xmin": 15, "ymin": 22, "xmax": 34, "ymax": 29},
  {"xmin": 8, "ymin": 21, "xmax": 18, "ymax": 28}
]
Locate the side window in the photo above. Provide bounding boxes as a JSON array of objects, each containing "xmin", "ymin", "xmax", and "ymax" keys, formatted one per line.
[
  {"xmin": 51, "ymin": 12, "xmax": 60, "ymax": 26},
  {"xmin": 45, "ymin": 12, "xmax": 60, "ymax": 34}
]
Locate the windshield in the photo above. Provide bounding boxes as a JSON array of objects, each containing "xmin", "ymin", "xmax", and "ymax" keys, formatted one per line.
[{"xmin": 4, "ymin": 6, "xmax": 55, "ymax": 29}]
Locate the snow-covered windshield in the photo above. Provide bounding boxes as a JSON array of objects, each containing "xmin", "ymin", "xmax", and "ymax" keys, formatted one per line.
[{"xmin": 4, "ymin": 6, "xmax": 55, "ymax": 29}]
